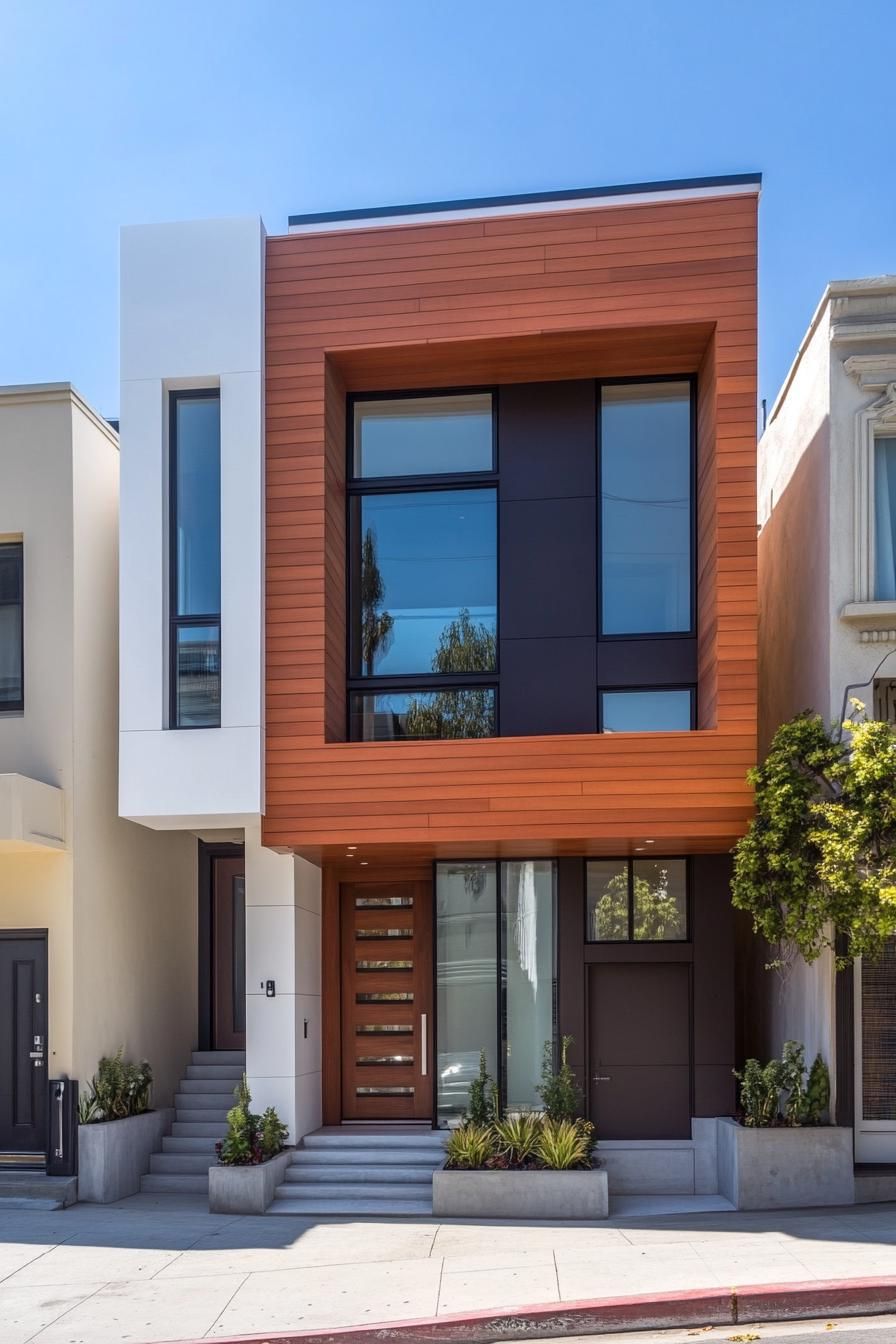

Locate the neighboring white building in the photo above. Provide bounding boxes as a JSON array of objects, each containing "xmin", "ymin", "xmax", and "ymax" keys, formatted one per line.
[
  {"xmin": 0, "ymin": 383, "xmax": 195, "ymax": 1165},
  {"xmin": 118, "ymin": 218, "xmax": 322, "ymax": 1157},
  {"xmin": 758, "ymin": 276, "xmax": 896, "ymax": 1161}
]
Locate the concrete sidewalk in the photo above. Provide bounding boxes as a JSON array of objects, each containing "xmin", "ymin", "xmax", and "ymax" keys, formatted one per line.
[{"xmin": 3, "ymin": 1194, "xmax": 896, "ymax": 1344}]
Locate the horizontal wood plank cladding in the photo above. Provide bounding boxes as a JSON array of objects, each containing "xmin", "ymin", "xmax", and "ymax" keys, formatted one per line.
[{"xmin": 264, "ymin": 192, "xmax": 758, "ymax": 859}]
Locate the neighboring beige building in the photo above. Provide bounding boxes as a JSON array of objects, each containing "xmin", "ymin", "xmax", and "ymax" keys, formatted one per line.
[
  {"xmin": 758, "ymin": 277, "xmax": 896, "ymax": 1161},
  {"xmin": 0, "ymin": 383, "xmax": 195, "ymax": 1166}
]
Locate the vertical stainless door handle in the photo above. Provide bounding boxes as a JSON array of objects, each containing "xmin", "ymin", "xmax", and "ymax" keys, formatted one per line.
[{"xmin": 420, "ymin": 1014, "xmax": 428, "ymax": 1076}]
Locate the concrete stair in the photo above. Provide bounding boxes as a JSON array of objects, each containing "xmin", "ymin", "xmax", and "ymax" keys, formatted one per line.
[
  {"xmin": 268, "ymin": 1128, "xmax": 446, "ymax": 1216},
  {"xmin": 139, "ymin": 1050, "xmax": 244, "ymax": 1197}
]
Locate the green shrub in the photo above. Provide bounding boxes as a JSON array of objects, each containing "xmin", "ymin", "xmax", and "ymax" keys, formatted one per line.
[
  {"xmin": 466, "ymin": 1049, "xmax": 499, "ymax": 1125},
  {"xmin": 534, "ymin": 1036, "xmax": 583, "ymax": 1122},
  {"xmin": 444, "ymin": 1123, "xmax": 497, "ymax": 1169},
  {"xmin": 492, "ymin": 1112, "xmax": 542, "ymax": 1165},
  {"xmin": 803, "ymin": 1054, "xmax": 831, "ymax": 1125},
  {"xmin": 78, "ymin": 1048, "xmax": 152, "ymax": 1123},
  {"xmin": 781, "ymin": 1040, "xmax": 807, "ymax": 1126},
  {"xmin": 733, "ymin": 1056, "xmax": 784, "ymax": 1126},
  {"xmin": 536, "ymin": 1118, "xmax": 595, "ymax": 1170},
  {"xmin": 216, "ymin": 1076, "xmax": 289, "ymax": 1166}
]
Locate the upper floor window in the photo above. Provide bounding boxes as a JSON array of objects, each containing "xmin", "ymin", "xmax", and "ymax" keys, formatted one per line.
[
  {"xmin": 0, "ymin": 542, "xmax": 23, "ymax": 713},
  {"xmin": 599, "ymin": 380, "xmax": 693, "ymax": 636},
  {"xmin": 875, "ymin": 437, "xmax": 896, "ymax": 601},
  {"xmin": 600, "ymin": 688, "xmax": 694, "ymax": 733},
  {"xmin": 348, "ymin": 393, "xmax": 497, "ymax": 741},
  {"xmin": 170, "ymin": 391, "xmax": 221, "ymax": 728}
]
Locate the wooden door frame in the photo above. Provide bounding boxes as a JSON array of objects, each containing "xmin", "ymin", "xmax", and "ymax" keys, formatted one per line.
[
  {"xmin": 0, "ymin": 928, "xmax": 49, "ymax": 1157},
  {"xmin": 198, "ymin": 841, "xmax": 245, "ymax": 1052},
  {"xmin": 322, "ymin": 862, "xmax": 433, "ymax": 1126}
]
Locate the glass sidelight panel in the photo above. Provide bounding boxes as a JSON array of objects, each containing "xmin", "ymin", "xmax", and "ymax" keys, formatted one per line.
[
  {"xmin": 502, "ymin": 861, "xmax": 556, "ymax": 1111},
  {"xmin": 436, "ymin": 862, "xmax": 498, "ymax": 1123}
]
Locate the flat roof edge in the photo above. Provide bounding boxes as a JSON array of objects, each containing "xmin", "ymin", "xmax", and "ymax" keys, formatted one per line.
[{"xmin": 287, "ymin": 172, "xmax": 762, "ymax": 230}]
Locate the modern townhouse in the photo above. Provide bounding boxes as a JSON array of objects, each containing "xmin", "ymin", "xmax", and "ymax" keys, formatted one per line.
[
  {"xmin": 119, "ymin": 173, "xmax": 760, "ymax": 1209},
  {"xmin": 0, "ymin": 383, "xmax": 195, "ymax": 1179},
  {"xmin": 758, "ymin": 276, "xmax": 896, "ymax": 1175}
]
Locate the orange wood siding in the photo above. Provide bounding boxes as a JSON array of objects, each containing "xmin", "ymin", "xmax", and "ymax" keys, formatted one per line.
[{"xmin": 264, "ymin": 192, "xmax": 758, "ymax": 860}]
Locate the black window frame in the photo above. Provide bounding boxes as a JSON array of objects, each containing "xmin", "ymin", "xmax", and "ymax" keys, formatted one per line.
[
  {"xmin": 168, "ymin": 388, "xmax": 222, "ymax": 731},
  {"xmin": 0, "ymin": 540, "xmax": 24, "ymax": 714},
  {"xmin": 346, "ymin": 387, "xmax": 500, "ymax": 742},
  {"xmin": 596, "ymin": 374, "xmax": 698, "ymax": 642},
  {"xmin": 585, "ymin": 856, "xmax": 691, "ymax": 944},
  {"xmin": 598, "ymin": 685, "xmax": 697, "ymax": 733}
]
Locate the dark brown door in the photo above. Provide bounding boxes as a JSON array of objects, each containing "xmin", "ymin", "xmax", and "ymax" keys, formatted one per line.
[
  {"xmin": 588, "ymin": 962, "xmax": 691, "ymax": 1139},
  {"xmin": 341, "ymin": 881, "xmax": 433, "ymax": 1120},
  {"xmin": 212, "ymin": 858, "xmax": 246, "ymax": 1051},
  {"xmin": 0, "ymin": 934, "xmax": 48, "ymax": 1156}
]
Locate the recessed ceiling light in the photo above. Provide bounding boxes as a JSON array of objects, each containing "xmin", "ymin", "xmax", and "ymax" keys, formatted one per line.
[
  {"xmin": 347, "ymin": 845, "xmax": 357, "ymax": 850},
  {"xmin": 360, "ymin": 861, "xmax": 369, "ymax": 866},
  {"xmin": 635, "ymin": 846, "xmax": 645, "ymax": 852},
  {"xmin": 645, "ymin": 840, "xmax": 655, "ymax": 845}
]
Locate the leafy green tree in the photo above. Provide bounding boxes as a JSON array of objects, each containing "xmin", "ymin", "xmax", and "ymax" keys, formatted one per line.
[
  {"xmin": 403, "ymin": 609, "xmax": 496, "ymax": 739},
  {"xmin": 732, "ymin": 704, "xmax": 896, "ymax": 969},
  {"xmin": 360, "ymin": 527, "xmax": 393, "ymax": 675}
]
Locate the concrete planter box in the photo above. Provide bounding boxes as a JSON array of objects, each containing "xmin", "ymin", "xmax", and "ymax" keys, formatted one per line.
[
  {"xmin": 78, "ymin": 1108, "xmax": 174, "ymax": 1204},
  {"xmin": 208, "ymin": 1150, "xmax": 293, "ymax": 1215},
  {"xmin": 717, "ymin": 1117, "xmax": 855, "ymax": 1210},
  {"xmin": 432, "ymin": 1164, "xmax": 608, "ymax": 1220}
]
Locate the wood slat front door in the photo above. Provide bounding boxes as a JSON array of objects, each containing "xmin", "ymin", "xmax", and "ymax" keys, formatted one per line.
[{"xmin": 341, "ymin": 881, "xmax": 433, "ymax": 1121}]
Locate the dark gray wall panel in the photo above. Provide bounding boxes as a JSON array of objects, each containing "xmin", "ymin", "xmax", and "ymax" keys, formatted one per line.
[
  {"xmin": 597, "ymin": 637, "xmax": 697, "ymax": 687},
  {"xmin": 499, "ymin": 381, "xmax": 595, "ymax": 501},
  {"xmin": 500, "ymin": 497, "xmax": 596, "ymax": 640},
  {"xmin": 500, "ymin": 637, "xmax": 596, "ymax": 736}
]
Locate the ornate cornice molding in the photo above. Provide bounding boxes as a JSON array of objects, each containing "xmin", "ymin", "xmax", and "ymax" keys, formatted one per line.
[{"xmin": 844, "ymin": 355, "xmax": 896, "ymax": 391}]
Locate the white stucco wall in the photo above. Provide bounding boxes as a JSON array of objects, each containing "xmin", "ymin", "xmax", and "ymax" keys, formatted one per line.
[
  {"xmin": 119, "ymin": 217, "xmax": 265, "ymax": 829},
  {"xmin": 0, "ymin": 387, "xmax": 196, "ymax": 1102},
  {"xmin": 757, "ymin": 277, "xmax": 896, "ymax": 1101}
]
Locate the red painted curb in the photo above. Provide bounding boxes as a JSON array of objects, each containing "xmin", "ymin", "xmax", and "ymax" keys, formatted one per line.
[{"xmin": 160, "ymin": 1274, "xmax": 896, "ymax": 1344}]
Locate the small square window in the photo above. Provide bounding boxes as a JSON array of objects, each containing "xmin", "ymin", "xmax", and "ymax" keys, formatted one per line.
[
  {"xmin": 586, "ymin": 859, "xmax": 688, "ymax": 942},
  {"xmin": 601, "ymin": 689, "xmax": 694, "ymax": 733}
]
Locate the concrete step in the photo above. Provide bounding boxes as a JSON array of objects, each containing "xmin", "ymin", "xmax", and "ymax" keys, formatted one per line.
[
  {"xmin": 172, "ymin": 1122, "xmax": 229, "ymax": 1137},
  {"xmin": 269, "ymin": 1192, "xmax": 431, "ymax": 1216},
  {"xmin": 191, "ymin": 1051, "xmax": 245, "ymax": 1067},
  {"xmin": 0, "ymin": 1174, "xmax": 78, "ymax": 1207},
  {"xmin": 163, "ymin": 1136, "xmax": 220, "ymax": 1154},
  {"xmin": 0, "ymin": 1196, "xmax": 65, "ymax": 1212},
  {"xmin": 292, "ymin": 1146, "xmax": 442, "ymax": 1166},
  {"xmin": 174, "ymin": 1108, "xmax": 229, "ymax": 1125},
  {"xmin": 178, "ymin": 1079, "xmax": 240, "ymax": 1095},
  {"xmin": 275, "ymin": 1180, "xmax": 430, "ymax": 1201},
  {"xmin": 141, "ymin": 1173, "xmax": 210, "ymax": 1194},
  {"xmin": 303, "ymin": 1132, "xmax": 445, "ymax": 1150},
  {"xmin": 175, "ymin": 1092, "xmax": 233, "ymax": 1109},
  {"xmin": 150, "ymin": 1153, "xmax": 216, "ymax": 1175},
  {"xmin": 284, "ymin": 1164, "xmax": 436, "ymax": 1184},
  {"xmin": 185, "ymin": 1065, "xmax": 245, "ymax": 1082}
]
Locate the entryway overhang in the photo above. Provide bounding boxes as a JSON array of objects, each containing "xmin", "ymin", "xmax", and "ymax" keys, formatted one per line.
[{"xmin": 0, "ymin": 774, "xmax": 65, "ymax": 852}]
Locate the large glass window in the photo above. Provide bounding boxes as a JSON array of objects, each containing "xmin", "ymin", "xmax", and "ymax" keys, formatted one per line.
[
  {"xmin": 354, "ymin": 393, "xmax": 494, "ymax": 479},
  {"xmin": 601, "ymin": 689, "xmax": 694, "ymax": 733},
  {"xmin": 436, "ymin": 862, "xmax": 498, "ymax": 1124},
  {"xmin": 587, "ymin": 858, "xmax": 688, "ymax": 942},
  {"xmin": 353, "ymin": 489, "xmax": 496, "ymax": 677},
  {"xmin": 501, "ymin": 860, "xmax": 556, "ymax": 1111},
  {"xmin": 349, "ymin": 392, "xmax": 497, "ymax": 742},
  {"xmin": 0, "ymin": 542, "xmax": 23, "ymax": 712},
  {"xmin": 170, "ymin": 391, "xmax": 221, "ymax": 728},
  {"xmin": 875, "ymin": 437, "xmax": 896, "ymax": 601},
  {"xmin": 600, "ymin": 381, "xmax": 693, "ymax": 635}
]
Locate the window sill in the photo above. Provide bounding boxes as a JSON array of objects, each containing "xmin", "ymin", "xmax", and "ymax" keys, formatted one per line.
[{"xmin": 840, "ymin": 601, "xmax": 896, "ymax": 628}]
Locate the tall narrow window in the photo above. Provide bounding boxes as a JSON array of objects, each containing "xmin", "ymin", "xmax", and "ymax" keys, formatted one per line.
[
  {"xmin": 501, "ymin": 860, "xmax": 556, "ymax": 1111},
  {"xmin": 170, "ymin": 391, "xmax": 221, "ymax": 728},
  {"xmin": 435, "ymin": 862, "xmax": 498, "ymax": 1123},
  {"xmin": 875, "ymin": 438, "xmax": 896, "ymax": 601},
  {"xmin": 0, "ymin": 542, "xmax": 24, "ymax": 712},
  {"xmin": 600, "ymin": 381, "xmax": 693, "ymax": 635}
]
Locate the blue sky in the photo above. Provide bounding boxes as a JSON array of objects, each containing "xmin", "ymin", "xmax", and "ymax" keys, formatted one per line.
[{"xmin": 0, "ymin": 0, "xmax": 893, "ymax": 418}]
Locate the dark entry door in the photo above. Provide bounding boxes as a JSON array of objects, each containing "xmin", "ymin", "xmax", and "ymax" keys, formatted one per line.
[
  {"xmin": 341, "ymin": 881, "xmax": 433, "ymax": 1121},
  {"xmin": 0, "ymin": 933, "xmax": 48, "ymax": 1157},
  {"xmin": 588, "ymin": 962, "xmax": 691, "ymax": 1139},
  {"xmin": 212, "ymin": 858, "xmax": 246, "ymax": 1051}
]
